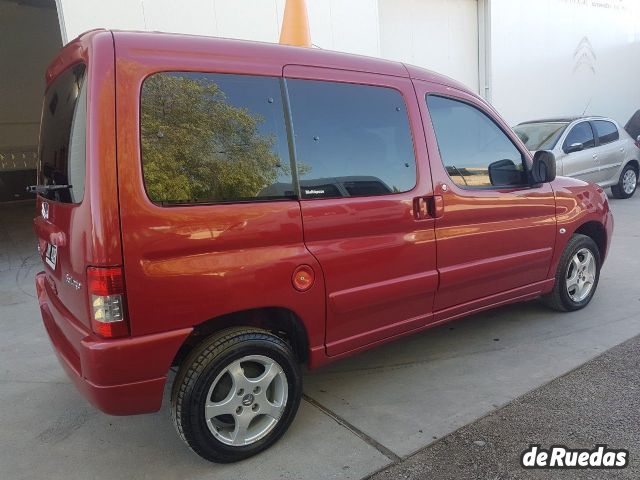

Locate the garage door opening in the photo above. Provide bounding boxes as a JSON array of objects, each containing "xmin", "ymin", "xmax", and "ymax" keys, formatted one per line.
[{"xmin": 0, "ymin": 0, "xmax": 62, "ymax": 203}]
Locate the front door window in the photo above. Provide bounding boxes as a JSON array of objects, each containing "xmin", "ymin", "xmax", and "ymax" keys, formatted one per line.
[{"xmin": 426, "ymin": 95, "xmax": 527, "ymax": 189}]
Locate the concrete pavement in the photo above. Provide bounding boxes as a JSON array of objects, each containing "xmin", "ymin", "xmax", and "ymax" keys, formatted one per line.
[
  {"xmin": 369, "ymin": 333, "xmax": 640, "ymax": 480},
  {"xmin": 0, "ymin": 191, "xmax": 638, "ymax": 479}
]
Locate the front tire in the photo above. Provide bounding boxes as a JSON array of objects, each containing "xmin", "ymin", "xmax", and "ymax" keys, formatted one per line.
[
  {"xmin": 171, "ymin": 327, "xmax": 302, "ymax": 463},
  {"xmin": 611, "ymin": 163, "xmax": 638, "ymax": 199},
  {"xmin": 541, "ymin": 234, "xmax": 601, "ymax": 312}
]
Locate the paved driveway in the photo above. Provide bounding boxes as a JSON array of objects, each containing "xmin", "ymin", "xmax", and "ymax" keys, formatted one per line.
[{"xmin": 1, "ymin": 193, "xmax": 638, "ymax": 479}]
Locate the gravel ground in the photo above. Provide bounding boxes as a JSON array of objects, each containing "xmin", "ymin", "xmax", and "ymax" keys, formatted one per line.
[{"xmin": 369, "ymin": 334, "xmax": 640, "ymax": 480}]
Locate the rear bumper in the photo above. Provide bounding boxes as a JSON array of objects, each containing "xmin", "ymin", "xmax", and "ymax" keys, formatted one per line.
[{"xmin": 36, "ymin": 272, "xmax": 192, "ymax": 415}]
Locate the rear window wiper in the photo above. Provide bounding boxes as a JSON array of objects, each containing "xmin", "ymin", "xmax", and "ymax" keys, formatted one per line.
[{"xmin": 26, "ymin": 184, "xmax": 72, "ymax": 194}]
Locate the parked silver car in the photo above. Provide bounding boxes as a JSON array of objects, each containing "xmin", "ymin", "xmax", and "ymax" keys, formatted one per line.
[{"xmin": 514, "ymin": 116, "xmax": 639, "ymax": 198}]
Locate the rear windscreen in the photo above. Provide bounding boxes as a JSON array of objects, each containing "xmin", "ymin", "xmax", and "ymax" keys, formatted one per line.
[{"xmin": 38, "ymin": 63, "xmax": 87, "ymax": 203}]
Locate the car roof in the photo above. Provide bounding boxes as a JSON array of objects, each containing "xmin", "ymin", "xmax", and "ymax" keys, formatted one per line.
[
  {"xmin": 517, "ymin": 116, "xmax": 610, "ymax": 125},
  {"xmin": 104, "ymin": 29, "xmax": 469, "ymax": 90}
]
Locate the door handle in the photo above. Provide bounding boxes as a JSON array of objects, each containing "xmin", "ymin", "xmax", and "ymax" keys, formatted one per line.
[
  {"xmin": 413, "ymin": 195, "xmax": 444, "ymax": 220},
  {"xmin": 592, "ymin": 154, "xmax": 598, "ymax": 159},
  {"xmin": 431, "ymin": 195, "xmax": 444, "ymax": 218}
]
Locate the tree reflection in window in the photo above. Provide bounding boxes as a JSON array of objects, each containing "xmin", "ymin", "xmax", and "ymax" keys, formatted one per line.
[{"xmin": 141, "ymin": 72, "xmax": 294, "ymax": 204}]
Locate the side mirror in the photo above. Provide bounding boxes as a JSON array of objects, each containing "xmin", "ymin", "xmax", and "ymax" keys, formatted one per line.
[
  {"xmin": 488, "ymin": 159, "xmax": 523, "ymax": 186},
  {"xmin": 531, "ymin": 150, "xmax": 556, "ymax": 184},
  {"xmin": 565, "ymin": 142, "xmax": 584, "ymax": 153}
]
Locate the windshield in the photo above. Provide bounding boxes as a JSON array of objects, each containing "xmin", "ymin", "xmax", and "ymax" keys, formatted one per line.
[{"xmin": 513, "ymin": 122, "xmax": 568, "ymax": 151}]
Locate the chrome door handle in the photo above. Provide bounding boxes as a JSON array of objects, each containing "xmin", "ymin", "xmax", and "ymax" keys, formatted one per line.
[{"xmin": 592, "ymin": 154, "xmax": 598, "ymax": 160}]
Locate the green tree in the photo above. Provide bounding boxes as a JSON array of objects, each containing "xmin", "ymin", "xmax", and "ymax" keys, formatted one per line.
[{"xmin": 141, "ymin": 74, "xmax": 292, "ymax": 202}]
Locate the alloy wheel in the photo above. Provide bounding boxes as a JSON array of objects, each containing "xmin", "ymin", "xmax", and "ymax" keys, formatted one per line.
[
  {"xmin": 565, "ymin": 248, "xmax": 596, "ymax": 302},
  {"xmin": 622, "ymin": 169, "xmax": 637, "ymax": 195},
  {"xmin": 204, "ymin": 355, "xmax": 288, "ymax": 446}
]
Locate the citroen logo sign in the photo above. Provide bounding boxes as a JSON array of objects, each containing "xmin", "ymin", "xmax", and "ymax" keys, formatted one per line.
[{"xmin": 573, "ymin": 37, "xmax": 596, "ymax": 74}]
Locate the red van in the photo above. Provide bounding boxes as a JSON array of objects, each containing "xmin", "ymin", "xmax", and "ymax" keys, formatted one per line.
[{"xmin": 33, "ymin": 30, "xmax": 613, "ymax": 462}]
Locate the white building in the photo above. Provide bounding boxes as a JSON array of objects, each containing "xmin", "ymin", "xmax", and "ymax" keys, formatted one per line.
[{"xmin": 1, "ymin": 0, "xmax": 639, "ymax": 201}]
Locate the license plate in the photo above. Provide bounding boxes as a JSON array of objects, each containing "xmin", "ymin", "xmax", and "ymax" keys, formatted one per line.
[{"xmin": 45, "ymin": 243, "xmax": 57, "ymax": 270}]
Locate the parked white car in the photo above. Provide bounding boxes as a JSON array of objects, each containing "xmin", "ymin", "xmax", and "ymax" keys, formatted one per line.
[{"xmin": 514, "ymin": 116, "xmax": 639, "ymax": 198}]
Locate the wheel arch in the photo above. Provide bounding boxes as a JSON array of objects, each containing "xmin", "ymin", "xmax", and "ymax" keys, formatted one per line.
[
  {"xmin": 574, "ymin": 220, "xmax": 607, "ymax": 260},
  {"xmin": 171, "ymin": 307, "xmax": 310, "ymax": 368},
  {"xmin": 625, "ymin": 158, "xmax": 639, "ymax": 173}
]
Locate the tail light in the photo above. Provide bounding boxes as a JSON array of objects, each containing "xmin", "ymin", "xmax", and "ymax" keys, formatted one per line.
[{"xmin": 87, "ymin": 266, "xmax": 129, "ymax": 338}]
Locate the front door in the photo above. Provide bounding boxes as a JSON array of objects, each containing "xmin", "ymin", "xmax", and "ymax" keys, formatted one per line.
[
  {"xmin": 414, "ymin": 80, "xmax": 557, "ymax": 316},
  {"xmin": 284, "ymin": 66, "xmax": 438, "ymax": 356}
]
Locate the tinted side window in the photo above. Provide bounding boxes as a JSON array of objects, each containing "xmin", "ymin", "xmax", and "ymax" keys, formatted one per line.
[
  {"xmin": 286, "ymin": 79, "xmax": 416, "ymax": 199},
  {"xmin": 563, "ymin": 122, "xmax": 595, "ymax": 151},
  {"xmin": 626, "ymin": 110, "xmax": 640, "ymax": 140},
  {"xmin": 38, "ymin": 63, "xmax": 87, "ymax": 203},
  {"xmin": 592, "ymin": 120, "xmax": 619, "ymax": 145},
  {"xmin": 426, "ymin": 95, "xmax": 525, "ymax": 188},
  {"xmin": 140, "ymin": 72, "xmax": 293, "ymax": 204}
]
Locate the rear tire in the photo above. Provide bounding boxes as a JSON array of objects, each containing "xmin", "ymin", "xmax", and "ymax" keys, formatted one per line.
[
  {"xmin": 611, "ymin": 163, "xmax": 637, "ymax": 199},
  {"xmin": 541, "ymin": 234, "xmax": 600, "ymax": 312},
  {"xmin": 171, "ymin": 327, "xmax": 302, "ymax": 463}
]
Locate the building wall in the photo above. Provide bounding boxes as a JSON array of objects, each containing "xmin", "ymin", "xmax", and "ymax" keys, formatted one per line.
[
  {"xmin": 378, "ymin": 0, "xmax": 480, "ymax": 93},
  {"xmin": 491, "ymin": 0, "xmax": 640, "ymax": 125},
  {"xmin": 58, "ymin": 0, "xmax": 381, "ymax": 56}
]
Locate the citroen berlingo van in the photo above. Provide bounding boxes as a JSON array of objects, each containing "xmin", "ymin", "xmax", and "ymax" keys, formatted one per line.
[{"xmin": 33, "ymin": 30, "xmax": 613, "ymax": 463}]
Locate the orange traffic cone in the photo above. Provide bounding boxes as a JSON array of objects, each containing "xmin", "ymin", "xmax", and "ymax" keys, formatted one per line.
[{"xmin": 279, "ymin": 0, "xmax": 311, "ymax": 47}]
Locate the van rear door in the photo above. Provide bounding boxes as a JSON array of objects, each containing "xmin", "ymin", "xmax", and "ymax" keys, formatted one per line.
[{"xmin": 34, "ymin": 32, "xmax": 121, "ymax": 334}]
